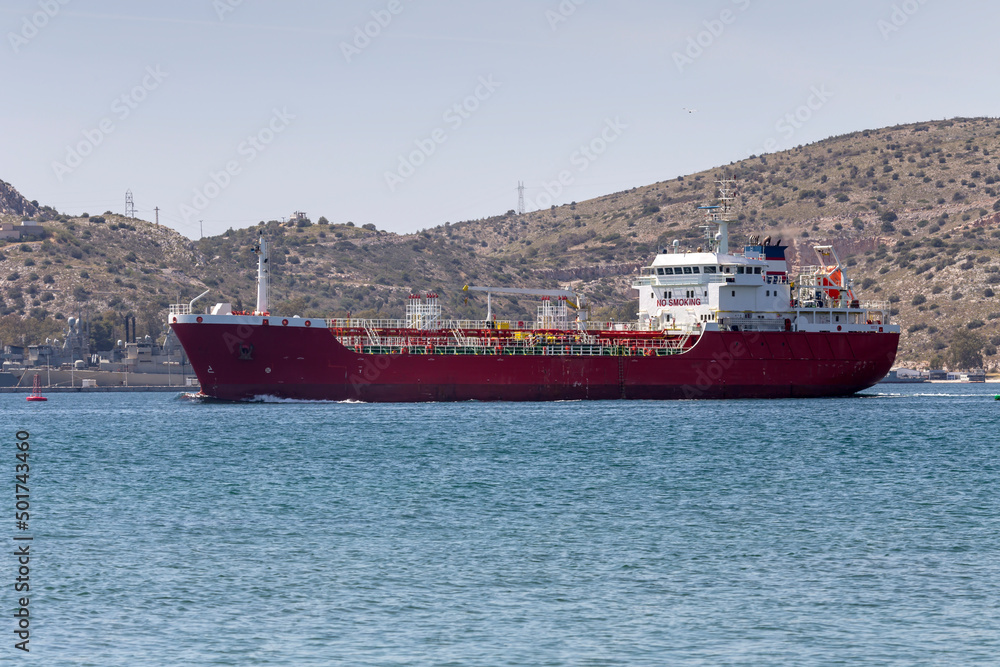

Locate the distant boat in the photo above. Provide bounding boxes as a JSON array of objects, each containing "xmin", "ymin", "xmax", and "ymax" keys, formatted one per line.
[
  {"xmin": 26, "ymin": 373, "xmax": 47, "ymax": 402},
  {"xmin": 879, "ymin": 369, "xmax": 927, "ymax": 384}
]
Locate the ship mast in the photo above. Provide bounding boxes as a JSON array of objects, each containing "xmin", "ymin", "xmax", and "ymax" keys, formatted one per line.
[
  {"xmin": 254, "ymin": 232, "xmax": 269, "ymax": 314},
  {"xmin": 698, "ymin": 179, "xmax": 737, "ymax": 254}
]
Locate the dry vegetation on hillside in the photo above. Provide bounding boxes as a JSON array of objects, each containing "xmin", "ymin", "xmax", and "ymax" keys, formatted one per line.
[{"xmin": 3, "ymin": 117, "xmax": 1000, "ymax": 368}]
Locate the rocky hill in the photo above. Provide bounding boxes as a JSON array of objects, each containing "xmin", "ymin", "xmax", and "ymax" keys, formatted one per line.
[
  {"xmin": 0, "ymin": 180, "xmax": 39, "ymax": 217},
  {"xmin": 3, "ymin": 117, "xmax": 1000, "ymax": 369}
]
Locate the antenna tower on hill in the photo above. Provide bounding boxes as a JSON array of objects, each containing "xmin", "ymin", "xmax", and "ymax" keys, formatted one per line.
[
  {"xmin": 517, "ymin": 181, "xmax": 525, "ymax": 216},
  {"xmin": 125, "ymin": 190, "xmax": 136, "ymax": 219}
]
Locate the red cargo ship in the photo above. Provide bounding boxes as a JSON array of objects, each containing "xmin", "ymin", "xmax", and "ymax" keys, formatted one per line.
[{"xmin": 170, "ymin": 182, "xmax": 899, "ymax": 402}]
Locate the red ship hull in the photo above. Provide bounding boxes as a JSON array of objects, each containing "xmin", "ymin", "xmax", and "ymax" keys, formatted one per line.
[{"xmin": 171, "ymin": 321, "xmax": 899, "ymax": 402}]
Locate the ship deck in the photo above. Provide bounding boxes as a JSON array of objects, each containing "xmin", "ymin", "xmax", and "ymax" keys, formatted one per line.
[{"xmin": 328, "ymin": 320, "xmax": 699, "ymax": 356}]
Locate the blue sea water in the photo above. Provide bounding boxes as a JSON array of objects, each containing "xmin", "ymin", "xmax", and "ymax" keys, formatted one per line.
[{"xmin": 5, "ymin": 384, "xmax": 1000, "ymax": 665}]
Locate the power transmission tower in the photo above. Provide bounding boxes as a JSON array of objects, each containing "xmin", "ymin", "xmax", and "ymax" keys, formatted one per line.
[
  {"xmin": 125, "ymin": 190, "xmax": 135, "ymax": 218},
  {"xmin": 517, "ymin": 181, "xmax": 525, "ymax": 216}
]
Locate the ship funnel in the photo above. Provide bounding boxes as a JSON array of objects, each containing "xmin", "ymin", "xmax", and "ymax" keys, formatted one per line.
[{"xmin": 255, "ymin": 232, "xmax": 269, "ymax": 314}]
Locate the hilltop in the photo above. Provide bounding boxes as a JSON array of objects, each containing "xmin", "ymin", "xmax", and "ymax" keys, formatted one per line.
[
  {"xmin": 3, "ymin": 116, "xmax": 1000, "ymax": 369},
  {"xmin": 0, "ymin": 179, "xmax": 38, "ymax": 217}
]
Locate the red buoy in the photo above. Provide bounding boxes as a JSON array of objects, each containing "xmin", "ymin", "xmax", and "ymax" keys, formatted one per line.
[{"xmin": 26, "ymin": 373, "xmax": 47, "ymax": 402}]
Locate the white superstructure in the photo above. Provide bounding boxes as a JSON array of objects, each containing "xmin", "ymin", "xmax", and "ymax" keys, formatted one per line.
[{"xmin": 633, "ymin": 180, "xmax": 898, "ymax": 336}]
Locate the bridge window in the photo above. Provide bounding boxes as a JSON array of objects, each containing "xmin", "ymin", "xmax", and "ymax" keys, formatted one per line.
[
  {"xmin": 704, "ymin": 266, "xmax": 717, "ymax": 274},
  {"xmin": 692, "ymin": 267, "xmax": 700, "ymax": 274},
  {"xmin": 736, "ymin": 266, "xmax": 745, "ymax": 274},
  {"xmin": 656, "ymin": 268, "xmax": 664, "ymax": 275},
  {"xmin": 683, "ymin": 266, "xmax": 693, "ymax": 274},
  {"xmin": 754, "ymin": 267, "xmax": 762, "ymax": 274},
  {"xmin": 663, "ymin": 267, "xmax": 674, "ymax": 275}
]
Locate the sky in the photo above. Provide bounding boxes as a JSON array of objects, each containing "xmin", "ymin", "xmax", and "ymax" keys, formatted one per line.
[{"xmin": 2, "ymin": 0, "xmax": 997, "ymax": 239}]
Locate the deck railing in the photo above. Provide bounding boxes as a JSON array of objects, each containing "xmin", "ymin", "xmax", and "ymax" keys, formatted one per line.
[
  {"xmin": 794, "ymin": 299, "xmax": 890, "ymax": 311},
  {"xmin": 324, "ymin": 318, "xmax": 652, "ymax": 332},
  {"xmin": 720, "ymin": 317, "xmax": 788, "ymax": 332},
  {"xmin": 343, "ymin": 342, "xmax": 693, "ymax": 357},
  {"xmin": 633, "ymin": 275, "xmax": 731, "ymax": 288}
]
